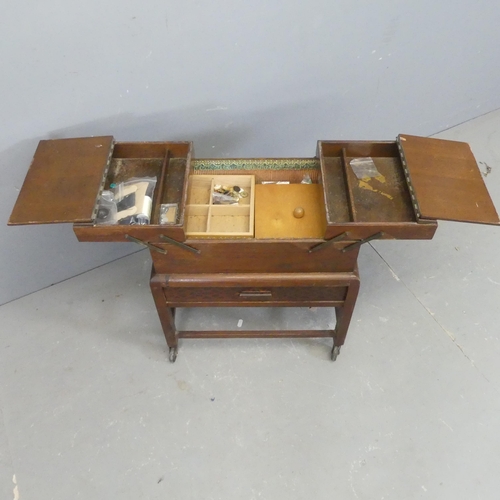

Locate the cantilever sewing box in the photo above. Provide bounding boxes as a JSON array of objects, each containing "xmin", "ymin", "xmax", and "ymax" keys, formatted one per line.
[{"xmin": 9, "ymin": 134, "xmax": 499, "ymax": 361}]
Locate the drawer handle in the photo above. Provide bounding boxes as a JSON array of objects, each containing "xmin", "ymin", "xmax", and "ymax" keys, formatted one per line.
[{"xmin": 239, "ymin": 290, "xmax": 272, "ymax": 298}]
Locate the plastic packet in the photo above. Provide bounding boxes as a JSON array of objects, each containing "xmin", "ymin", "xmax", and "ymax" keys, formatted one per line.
[
  {"xmin": 212, "ymin": 184, "xmax": 248, "ymax": 204},
  {"xmin": 113, "ymin": 177, "xmax": 157, "ymax": 225},
  {"xmin": 160, "ymin": 203, "xmax": 178, "ymax": 224},
  {"xmin": 301, "ymin": 174, "xmax": 312, "ymax": 184},
  {"xmin": 95, "ymin": 190, "xmax": 117, "ymax": 225},
  {"xmin": 213, "ymin": 192, "xmax": 239, "ymax": 205},
  {"xmin": 349, "ymin": 158, "xmax": 380, "ymax": 179}
]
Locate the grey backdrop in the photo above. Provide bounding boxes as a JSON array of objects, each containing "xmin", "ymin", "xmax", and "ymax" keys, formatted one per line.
[{"xmin": 2, "ymin": 1, "xmax": 500, "ymax": 305}]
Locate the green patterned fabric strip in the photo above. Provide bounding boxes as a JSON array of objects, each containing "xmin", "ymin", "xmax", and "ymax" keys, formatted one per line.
[{"xmin": 192, "ymin": 158, "xmax": 320, "ymax": 171}]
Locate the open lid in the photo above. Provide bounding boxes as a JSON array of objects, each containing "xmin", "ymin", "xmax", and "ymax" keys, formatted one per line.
[
  {"xmin": 9, "ymin": 136, "xmax": 114, "ymax": 225},
  {"xmin": 397, "ymin": 134, "xmax": 500, "ymax": 225}
]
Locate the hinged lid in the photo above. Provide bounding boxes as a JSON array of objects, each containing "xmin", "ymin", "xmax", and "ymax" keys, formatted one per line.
[
  {"xmin": 9, "ymin": 136, "xmax": 114, "ymax": 225},
  {"xmin": 397, "ymin": 134, "xmax": 499, "ymax": 225}
]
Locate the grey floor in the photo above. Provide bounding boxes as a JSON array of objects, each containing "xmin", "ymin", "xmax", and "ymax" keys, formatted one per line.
[{"xmin": 2, "ymin": 112, "xmax": 500, "ymax": 500}]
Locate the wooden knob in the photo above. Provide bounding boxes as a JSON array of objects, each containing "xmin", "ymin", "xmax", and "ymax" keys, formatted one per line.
[{"xmin": 293, "ymin": 207, "xmax": 305, "ymax": 218}]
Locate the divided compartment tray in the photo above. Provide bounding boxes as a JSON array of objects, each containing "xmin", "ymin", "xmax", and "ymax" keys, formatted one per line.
[
  {"xmin": 73, "ymin": 141, "xmax": 192, "ymax": 242},
  {"xmin": 319, "ymin": 141, "xmax": 415, "ymax": 224},
  {"xmin": 186, "ymin": 174, "xmax": 255, "ymax": 238}
]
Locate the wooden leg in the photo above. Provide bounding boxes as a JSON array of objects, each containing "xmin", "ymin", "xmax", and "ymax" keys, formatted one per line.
[
  {"xmin": 332, "ymin": 273, "xmax": 360, "ymax": 360},
  {"xmin": 150, "ymin": 274, "xmax": 179, "ymax": 361}
]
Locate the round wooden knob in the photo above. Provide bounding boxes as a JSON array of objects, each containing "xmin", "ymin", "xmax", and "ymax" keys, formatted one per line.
[{"xmin": 293, "ymin": 207, "xmax": 305, "ymax": 219}]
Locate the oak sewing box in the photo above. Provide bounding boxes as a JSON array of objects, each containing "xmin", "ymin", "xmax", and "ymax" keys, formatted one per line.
[{"xmin": 9, "ymin": 134, "xmax": 499, "ymax": 361}]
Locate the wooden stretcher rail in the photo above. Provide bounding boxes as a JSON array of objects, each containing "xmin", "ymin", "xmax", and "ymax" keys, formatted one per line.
[{"xmin": 178, "ymin": 330, "xmax": 335, "ymax": 339}]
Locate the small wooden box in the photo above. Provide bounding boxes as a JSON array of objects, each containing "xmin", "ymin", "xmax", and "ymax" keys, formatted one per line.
[{"xmin": 185, "ymin": 174, "xmax": 255, "ymax": 238}]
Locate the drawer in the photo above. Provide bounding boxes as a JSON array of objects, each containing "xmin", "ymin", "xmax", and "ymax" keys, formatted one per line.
[
  {"xmin": 157, "ymin": 272, "xmax": 356, "ymax": 307},
  {"xmin": 163, "ymin": 285, "xmax": 347, "ymax": 307}
]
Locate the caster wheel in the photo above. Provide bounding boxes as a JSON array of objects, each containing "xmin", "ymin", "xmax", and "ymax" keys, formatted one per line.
[
  {"xmin": 331, "ymin": 345, "xmax": 341, "ymax": 362},
  {"xmin": 169, "ymin": 346, "xmax": 178, "ymax": 363}
]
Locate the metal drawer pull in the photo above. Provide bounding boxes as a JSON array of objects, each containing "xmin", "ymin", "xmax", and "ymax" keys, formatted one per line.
[
  {"xmin": 159, "ymin": 234, "xmax": 201, "ymax": 255},
  {"xmin": 308, "ymin": 232, "xmax": 349, "ymax": 253},
  {"xmin": 342, "ymin": 232, "xmax": 384, "ymax": 252},
  {"xmin": 125, "ymin": 234, "xmax": 167, "ymax": 254},
  {"xmin": 239, "ymin": 290, "xmax": 272, "ymax": 298}
]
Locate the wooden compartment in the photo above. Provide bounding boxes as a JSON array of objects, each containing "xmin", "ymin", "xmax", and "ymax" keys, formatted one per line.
[
  {"xmin": 316, "ymin": 140, "xmax": 440, "ymax": 240},
  {"xmin": 73, "ymin": 141, "xmax": 192, "ymax": 242},
  {"xmin": 319, "ymin": 141, "xmax": 415, "ymax": 224},
  {"xmin": 209, "ymin": 205, "xmax": 251, "ymax": 234},
  {"xmin": 103, "ymin": 142, "xmax": 190, "ymax": 226},
  {"xmin": 11, "ymin": 135, "xmax": 495, "ymax": 248},
  {"xmin": 185, "ymin": 205, "xmax": 209, "ymax": 233},
  {"xmin": 185, "ymin": 174, "xmax": 255, "ymax": 238},
  {"xmin": 187, "ymin": 176, "xmax": 212, "ymax": 205},
  {"xmin": 255, "ymin": 183, "xmax": 326, "ymax": 239},
  {"xmin": 187, "ymin": 159, "xmax": 329, "ymax": 240}
]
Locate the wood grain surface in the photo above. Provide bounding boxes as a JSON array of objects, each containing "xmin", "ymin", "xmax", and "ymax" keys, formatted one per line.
[
  {"xmin": 255, "ymin": 183, "xmax": 326, "ymax": 239},
  {"xmin": 399, "ymin": 134, "xmax": 499, "ymax": 225},
  {"xmin": 9, "ymin": 136, "xmax": 113, "ymax": 224}
]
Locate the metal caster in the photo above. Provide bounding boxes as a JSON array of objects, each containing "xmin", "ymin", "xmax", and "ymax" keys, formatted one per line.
[
  {"xmin": 169, "ymin": 346, "xmax": 178, "ymax": 363},
  {"xmin": 331, "ymin": 345, "xmax": 341, "ymax": 361}
]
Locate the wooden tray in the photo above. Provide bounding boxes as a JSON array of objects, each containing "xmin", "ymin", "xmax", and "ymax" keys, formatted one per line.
[
  {"xmin": 255, "ymin": 184, "xmax": 326, "ymax": 239},
  {"xmin": 185, "ymin": 174, "xmax": 255, "ymax": 238}
]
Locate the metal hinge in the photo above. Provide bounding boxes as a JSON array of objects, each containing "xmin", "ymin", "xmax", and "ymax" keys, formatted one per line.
[
  {"xmin": 91, "ymin": 139, "xmax": 115, "ymax": 222},
  {"xmin": 397, "ymin": 135, "xmax": 421, "ymax": 220}
]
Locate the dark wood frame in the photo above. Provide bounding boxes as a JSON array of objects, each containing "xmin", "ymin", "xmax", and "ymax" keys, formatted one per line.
[
  {"xmin": 9, "ymin": 134, "xmax": 498, "ymax": 363},
  {"xmin": 150, "ymin": 265, "xmax": 360, "ymax": 362}
]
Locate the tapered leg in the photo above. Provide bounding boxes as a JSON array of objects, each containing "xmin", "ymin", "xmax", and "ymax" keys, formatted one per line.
[
  {"xmin": 150, "ymin": 270, "xmax": 178, "ymax": 361},
  {"xmin": 332, "ymin": 272, "xmax": 360, "ymax": 360}
]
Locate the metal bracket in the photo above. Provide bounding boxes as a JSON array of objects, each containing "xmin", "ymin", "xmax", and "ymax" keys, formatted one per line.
[
  {"xmin": 125, "ymin": 234, "xmax": 168, "ymax": 254},
  {"xmin": 341, "ymin": 232, "xmax": 384, "ymax": 252},
  {"xmin": 397, "ymin": 135, "xmax": 421, "ymax": 220},
  {"xmin": 159, "ymin": 235, "xmax": 201, "ymax": 255},
  {"xmin": 308, "ymin": 232, "xmax": 349, "ymax": 253},
  {"xmin": 92, "ymin": 139, "xmax": 115, "ymax": 221}
]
